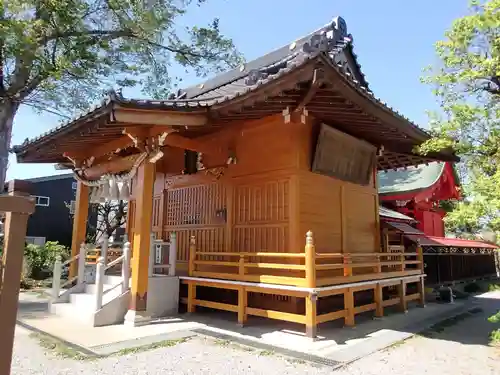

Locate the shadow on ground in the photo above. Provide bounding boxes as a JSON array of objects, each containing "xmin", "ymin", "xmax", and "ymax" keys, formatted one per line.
[{"xmin": 16, "ymin": 288, "xmax": 500, "ymax": 363}]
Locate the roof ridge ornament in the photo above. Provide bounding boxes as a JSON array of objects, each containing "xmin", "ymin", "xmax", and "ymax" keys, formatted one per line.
[
  {"xmin": 332, "ymin": 16, "xmax": 347, "ymax": 39},
  {"xmin": 302, "ymin": 16, "xmax": 348, "ymax": 55}
]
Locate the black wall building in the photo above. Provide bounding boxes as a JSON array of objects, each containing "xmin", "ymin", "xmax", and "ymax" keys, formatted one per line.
[{"xmin": 5, "ymin": 173, "xmax": 97, "ymax": 248}]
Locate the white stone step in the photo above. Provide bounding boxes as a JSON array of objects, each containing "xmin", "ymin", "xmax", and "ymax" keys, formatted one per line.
[
  {"xmin": 50, "ymin": 301, "xmax": 94, "ymax": 325},
  {"xmin": 85, "ymin": 282, "xmax": 118, "ymax": 295},
  {"xmin": 104, "ymin": 275, "xmax": 124, "ymax": 285},
  {"xmin": 70, "ymin": 288, "xmax": 123, "ymax": 308}
]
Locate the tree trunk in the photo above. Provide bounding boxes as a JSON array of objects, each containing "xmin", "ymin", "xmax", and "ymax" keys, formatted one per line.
[{"xmin": 0, "ymin": 101, "xmax": 19, "ymax": 189}]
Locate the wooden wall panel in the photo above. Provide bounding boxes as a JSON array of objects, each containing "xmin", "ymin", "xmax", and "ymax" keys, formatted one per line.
[
  {"xmin": 163, "ymin": 182, "xmax": 227, "ymax": 265},
  {"xmin": 227, "ymin": 117, "xmax": 297, "ymax": 177},
  {"xmin": 345, "ymin": 188, "xmax": 377, "ymax": 253},
  {"xmin": 232, "ymin": 178, "xmax": 290, "ymax": 253},
  {"xmin": 298, "ymin": 172, "xmax": 342, "ymax": 253},
  {"xmin": 298, "ymin": 170, "xmax": 378, "ymax": 254},
  {"xmin": 151, "ymin": 195, "xmax": 163, "ymax": 234}
]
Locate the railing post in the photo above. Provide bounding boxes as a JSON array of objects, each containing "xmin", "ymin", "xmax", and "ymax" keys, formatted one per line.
[
  {"xmin": 398, "ymin": 280, "xmax": 408, "ymax": 313},
  {"xmin": 188, "ymin": 235, "xmax": 196, "ymax": 276},
  {"xmin": 416, "ymin": 241, "xmax": 424, "ymax": 273},
  {"xmin": 77, "ymin": 242, "xmax": 86, "ymax": 286},
  {"xmin": 187, "ymin": 235, "xmax": 197, "ymax": 314},
  {"xmin": 238, "ymin": 286, "xmax": 248, "ymax": 327},
  {"xmin": 101, "ymin": 233, "xmax": 109, "ymax": 267},
  {"xmin": 52, "ymin": 255, "xmax": 62, "ymax": 301},
  {"xmin": 95, "ymin": 256, "xmax": 105, "ymax": 310},
  {"xmin": 374, "ymin": 283, "xmax": 384, "ymax": 317},
  {"xmin": 400, "ymin": 252, "xmax": 405, "ymax": 272},
  {"xmin": 343, "ymin": 255, "xmax": 352, "ymax": 277},
  {"xmin": 168, "ymin": 232, "xmax": 177, "ymax": 276},
  {"xmin": 305, "ymin": 293, "xmax": 318, "ymax": 339},
  {"xmin": 305, "ymin": 231, "xmax": 316, "ymax": 288},
  {"xmin": 239, "ymin": 254, "xmax": 245, "ymax": 276},
  {"xmin": 344, "ymin": 288, "xmax": 355, "ymax": 326},
  {"xmin": 122, "ymin": 242, "xmax": 131, "ymax": 294},
  {"xmin": 149, "ymin": 233, "xmax": 155, "ymax": 277}
]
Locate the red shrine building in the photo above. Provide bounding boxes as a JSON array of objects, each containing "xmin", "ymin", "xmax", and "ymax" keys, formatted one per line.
[
  {"xmin": 379, "ymin": 161, "xmax": 460, "ymax": 237},
  {"xmin": 378, "ymin": 162, "xmax": 498, "ymax": 286}
]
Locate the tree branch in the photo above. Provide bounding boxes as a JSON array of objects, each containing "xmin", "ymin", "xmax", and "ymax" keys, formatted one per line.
[{"xmin": 40, "ymin": 29, "xmax": 135, "ymax": 45}]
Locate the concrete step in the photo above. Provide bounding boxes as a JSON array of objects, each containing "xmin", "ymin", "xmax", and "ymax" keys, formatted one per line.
[
  {"xmin": 70, "ymin": 288, "xmax": 123, "ymax": 308},
  {"xmin": 85, "ymin": 283, "xmax": 119, "ymax": 295},
  {"xmin": 50, "ymin": 302, "xmax": 94, "ymax": 325},
  {"xmin": 104, "ymin": 275, "xmax": 125, "ymax": 285}
]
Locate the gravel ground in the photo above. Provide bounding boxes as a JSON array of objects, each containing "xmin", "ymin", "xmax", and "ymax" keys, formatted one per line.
[{"xmin": 11, "ymin": 297, "xmax": 500, "ymax": 375}]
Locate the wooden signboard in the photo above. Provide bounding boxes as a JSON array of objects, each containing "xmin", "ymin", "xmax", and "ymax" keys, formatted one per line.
[{"xmin": 312, "ymin": 123, "xmax": 376, "ymax": 186}]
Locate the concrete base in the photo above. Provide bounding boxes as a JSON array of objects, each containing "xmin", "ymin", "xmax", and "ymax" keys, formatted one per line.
[
  {"xmin": 94, "ymin": 290, "xmax": 130, "ymax": 327},
  {"xmin": 146, "ymin": 276, "xmax": 179, "ymax": 318},
  {"xmin": 123, "ymin": 310, "xmax": 153, "ymax": 327},
  {"xmin": 124, "ymin": 276, "xmax": 179, "ymax": 326}
]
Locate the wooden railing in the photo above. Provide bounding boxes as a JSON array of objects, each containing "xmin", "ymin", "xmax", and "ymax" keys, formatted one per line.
[
  {"xmin": 85, "ymin": 234, "xmax": 124, "ymax": 269},
  {"xmin": 188, "ymin": 231, "xmax": 424, "ymax": 287},
  {"xmin": 86, "ymin": 248, "xmax": 123, "ymax": 266}
]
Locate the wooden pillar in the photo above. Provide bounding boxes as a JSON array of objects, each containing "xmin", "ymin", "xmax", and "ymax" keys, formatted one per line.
[
  {"xmin": 187, "ymin": 236, "xmax": 197, "ymax": 313},
  {"xmin": 344, "ymin": 288, "xmax": 355, "ymax": 327},
  {"xmin": 374, "ymin": 283, "xmax": 384, "ymax": 318},
  {"xmin": 305, "ymin": 231, "xmax": 316, "ymax": 288},
  {"xmin": 416, "ymin": 241, "xmax": 424, "ymax": 272},
  {"xmin": 343, "ymin": 255, "xmax": 352, "ymax": 277},
  {"xmin": 417, "ymin": 276, "xmax": 426, "ymax": 307},
  {"xmin": 69, "ymin": 182, "xmax": 89, "ymax": 279},
  {"xmin": 125, "ymin": 161, "xmax": 155, "ymax": 325},
  {"xmin": 340, "ymin": 185, "xmax": 347, "ymax": 253},
  {"xmin": 0, "ymin": 195, "xmax": 34, "ymax": 375},
  {"xmin": 382, "ymin": 228, "xmax": 389, "ymax": 252},
  {"xmin": 238, "ymin": 286, "xmax": 247, "ymax": 327},
  {"xmin": 373, "ymin": 166, "xmax": 381, "ymax": 266},
  {"xmin": 305, "ymin": 293, "xmax": 317, "ymax": 338},
  {"xmin": 398, "ymin": 280, "xmax": 408, "ymax": 312}
]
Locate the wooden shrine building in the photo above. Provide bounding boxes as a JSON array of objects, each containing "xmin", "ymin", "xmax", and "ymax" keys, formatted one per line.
[
  {"xmin": 13, "ymin": 17, "xmax": 459, "ymax": 336},
  {"xmin": 379, "ymin": 162, "xmax": 498, "ymax": 285}
]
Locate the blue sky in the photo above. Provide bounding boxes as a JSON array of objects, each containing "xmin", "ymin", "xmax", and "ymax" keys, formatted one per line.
[{"xmin": 7, "ymin": 0, "xmax": 470, "ymax": 180}]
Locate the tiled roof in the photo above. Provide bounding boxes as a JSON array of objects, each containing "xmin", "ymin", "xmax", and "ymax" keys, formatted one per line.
[
  {"xmin": 379, "ymin": 206, "xmax": 416, "ymax": 222},
  {"xmin": 13, "ymin": 16, "xmax": 435, "ymax": 154},
  {"xmin": 406, "ymin": 234, "xmax": 498, "ymax": 249},
  {"xmin": 378, "ymin": 162, "xmax": 446, "ymax": 195}
]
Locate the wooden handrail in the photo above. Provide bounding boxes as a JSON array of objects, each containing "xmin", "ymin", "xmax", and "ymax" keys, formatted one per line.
[
  {"xmin": 194, "ymin": 260, "xmax": 239, "ymax": 267},
  {"xmin": 62, "ymin": 254, "xmax": 80, "ymax": 267},
  {"xmin": 316, "ymin": 252, "xmax": 418, "ymax": 259},
  {"xmin": 316, "ymin": 260, "xmax": 420, "ymax": 271},
  {"xmin": 195, "ymin": 252, "xmax": 305, "ymax": 258},
  {"xmin": 245, "ymin": 263, "xmax": 305, "ymax": 270},
  {"xmin": 105, "ymin": 254, "xmax": 125, "ymax": 271}
]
